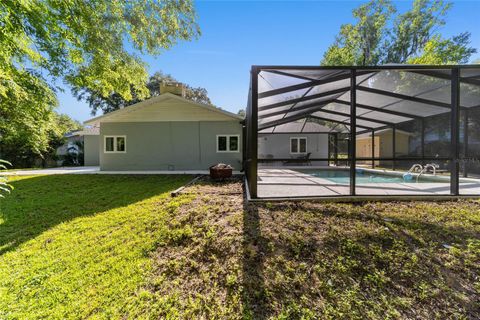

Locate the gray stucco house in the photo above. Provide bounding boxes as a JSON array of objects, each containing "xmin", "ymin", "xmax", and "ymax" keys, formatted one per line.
[{"xmin": 84, "ymin": 91, "xmax": 244, "ymax": 171}]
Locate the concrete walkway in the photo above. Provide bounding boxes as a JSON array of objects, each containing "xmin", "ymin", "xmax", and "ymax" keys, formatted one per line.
[
  {"xmin": 3, "ymin": 166, "xmax": 100, "ymax": 176},
  {"xmin": 3, "ymin": 166, "xmax": 242, "ymax": 176}
]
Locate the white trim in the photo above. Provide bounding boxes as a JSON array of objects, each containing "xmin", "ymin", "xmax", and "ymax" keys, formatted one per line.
[
  {"xmin": 216, "ymin": 134, "xmax": 240, "ymax": 153},
  {"xmin": 290, "ymin": 137, "xmax": 307, "ymax": 154},
  {"xmin": 104, "ymin": 135, "xmax": 127, "ymax": 153}
]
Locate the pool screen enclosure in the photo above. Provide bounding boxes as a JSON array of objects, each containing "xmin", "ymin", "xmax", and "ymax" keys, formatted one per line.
[{"xmin": 245, "ymin": 65, "xmax": 480, "ymax": 200}]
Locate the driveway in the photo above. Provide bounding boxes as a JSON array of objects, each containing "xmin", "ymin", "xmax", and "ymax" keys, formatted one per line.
[{"xmin": 3, "ymin": 166, "xmax": 100, "ymax": 176}]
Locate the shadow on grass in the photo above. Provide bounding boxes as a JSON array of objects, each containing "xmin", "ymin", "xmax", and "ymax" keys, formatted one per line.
[
  {"xmin": 240, "ymin": 199, "xmax": 480, "ymax": 319},
  {"xmin": 0, "ymin": 174, "xmax": 190, "ymax": 255},
  {"xmin": 242, "ymin": 200, "xmax": 269, "ymax": 319}
]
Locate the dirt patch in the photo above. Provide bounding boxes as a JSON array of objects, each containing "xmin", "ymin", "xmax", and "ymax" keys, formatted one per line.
[{"xmin": 141, "ymin": 178, "xmax": 480, "ymax": 319}]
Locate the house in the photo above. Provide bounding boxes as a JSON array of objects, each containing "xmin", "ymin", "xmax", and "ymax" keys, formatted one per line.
[
  {"xmin": 258, "ymin": 120, "xmax": 335, "ymax": 166},
  {"xmin": 56, "ymin": 127, "xmax": 100, "ymax": 166},
  {"xmin": 84, "ymin": 85, "xmax": 243, "ymax": 171},
  {"xmin": 356, "ymin": 128, "xmax": 412, "ymax": 166}
]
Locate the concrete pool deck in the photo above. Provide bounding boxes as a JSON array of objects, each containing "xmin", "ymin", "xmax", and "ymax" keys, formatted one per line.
[{"xmin": 257, "ymin": 168, "xmax": 480, "ymax": 198}]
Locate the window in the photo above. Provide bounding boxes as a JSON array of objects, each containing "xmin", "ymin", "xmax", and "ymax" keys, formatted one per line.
[
  {"xmin": 217, "ymin": 135, "xmax": 239, "ymax": 152},
  {"xmin": 290, "ymin": 137, "xmax": 307, "ymax": 154},
  {"xmin": 104, "ymin": 136, "xmax": 126, "ymax": 153},
  {"xmin": 116, "ymin": 137, "xmax": 125, "ymax": 152},
  {"xmin": 105, "ymin": 137, "xmax": 114, "ymax": 152}
]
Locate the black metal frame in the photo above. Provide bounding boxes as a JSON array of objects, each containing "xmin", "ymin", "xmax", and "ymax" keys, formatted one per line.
[{"xmin": 246, "ymin": 65, "xmax": 480, "ymax": 200}]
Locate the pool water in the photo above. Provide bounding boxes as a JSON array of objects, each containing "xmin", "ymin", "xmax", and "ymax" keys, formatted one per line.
[{"xmin": 301, "ymin": 169, "xmax": 435, "ymax": 184}]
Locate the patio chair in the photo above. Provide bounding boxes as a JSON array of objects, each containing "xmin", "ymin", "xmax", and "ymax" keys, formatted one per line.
[{"xmin": 282, "ymin": 152, "xmax": 312, "ymax": 166}]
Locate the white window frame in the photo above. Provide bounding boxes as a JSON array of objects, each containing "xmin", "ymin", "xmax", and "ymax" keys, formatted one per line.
[
  {"xmin": 104, "ymin": 135, "xmax": 127, "ymax": 153},
  {"xmin": 290, "ymin": 137, "xmax": 307, "ymax": 154},
  {"xmin": 216, "ymin": 135, "xmax": 240, "ymax": 153}
]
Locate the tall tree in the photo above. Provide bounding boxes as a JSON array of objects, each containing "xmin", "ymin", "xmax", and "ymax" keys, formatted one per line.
[
  {"xmin": 0, "ymin": 0, "xmax": 199, "ymax": 162},
  {"xmin": 322, "ymin": 0, "xmax": 395, "ymax": 66},
  {"xmin": 74, "ymin": 71, "xmax": 212, "ymax": 116},
  {"xmin": 322, "ymin": 0, "xmax": 476, "ymax": 66},
  {"xmin": 1, "ymin": 112, "xmax": 82, "ymax": 168}
]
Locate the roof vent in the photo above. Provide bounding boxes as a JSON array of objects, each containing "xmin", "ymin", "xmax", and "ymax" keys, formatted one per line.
[{"xmin": 160, "ymin": 81, "xmax": 186, "ymax": 97}]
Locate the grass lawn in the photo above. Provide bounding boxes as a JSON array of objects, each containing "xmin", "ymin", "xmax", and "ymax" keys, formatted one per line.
[
  {"xmin": 0, "ymin": 174, "xmax": 191, "ymax": 319},
  {"xmin": 1, "ymin": 175, "xmax": 479, "ymax": 319}
]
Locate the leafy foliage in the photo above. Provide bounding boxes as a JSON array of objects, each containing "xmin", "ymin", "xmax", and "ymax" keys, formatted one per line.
[
  {"xmin": 0, "ymin": 160, "xmax": 12, "ymax": 198},
  {"xmin": 322, "ymin": 0, "xmax": 477, "ymax": 66},
  {"xmin": 1, "ymin": 112, "xmax": 82, "ymax": 168},
  {"xmin": 0, "ymin": 0, "xmax": 199, "ymax": 164},
  {"xmin": 74, "ymin": 71, "xmax": 212, "ymax": 115},
  {"xmin": 322, "ymin": 0, "xmax": 395, "ymax": 66},
  {"xmin": 407, "ymin": 33, "xmax": 478, "ymax": 65}
]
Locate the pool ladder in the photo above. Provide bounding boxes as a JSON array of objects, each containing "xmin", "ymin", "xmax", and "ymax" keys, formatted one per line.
[{"xmin": 407, "ymin": 164, "xmax": 439, "ymax": 182}]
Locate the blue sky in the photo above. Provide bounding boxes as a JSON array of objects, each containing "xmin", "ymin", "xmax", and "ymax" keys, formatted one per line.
[{"xmin": 57, "ymin": 0, "xmax": 480, "ymax": 123}]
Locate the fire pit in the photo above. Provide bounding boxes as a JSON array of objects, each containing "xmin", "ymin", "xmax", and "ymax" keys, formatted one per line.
[{"xmin": 209, "ymin": 163, "xmax": 233, "ymax": 180}]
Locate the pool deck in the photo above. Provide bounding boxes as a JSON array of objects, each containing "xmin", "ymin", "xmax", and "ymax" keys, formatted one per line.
[{"xmin": 257, "ymin": 168, "xmax": 480, "ymax": 198}]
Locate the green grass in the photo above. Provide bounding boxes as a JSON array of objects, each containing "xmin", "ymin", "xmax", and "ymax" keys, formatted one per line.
[
  {"xmin": 0, "ymin": 174, "xmax": 191, "ymax": 319},
  {"xmin": 1, "ymin": 175, "xmax": 479, "ymax": 319},
  {"xmin": 128, "ymin": 181, "xmax": 480, "ymax": 319}
]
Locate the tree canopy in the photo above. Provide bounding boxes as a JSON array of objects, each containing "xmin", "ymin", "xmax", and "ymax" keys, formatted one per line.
[
  {"xmin": 0, "ymin": 0, "xmax": 199, "ymax": 164},
  {"xmin": 321, "ymin": 0, "xmax": 477, "ymax": 66},
  {"xmin": 73, "ymin": 71, "xmax": 212, "ymax": 115},
  {"xmin": 1, "ymin": 112, "xmax": 82, "ymax": 168}
]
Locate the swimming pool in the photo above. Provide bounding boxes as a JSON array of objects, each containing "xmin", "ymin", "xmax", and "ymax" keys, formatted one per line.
[{"xmin": 300, "ymin": 169, "xmax": 446, "ymax": 184}]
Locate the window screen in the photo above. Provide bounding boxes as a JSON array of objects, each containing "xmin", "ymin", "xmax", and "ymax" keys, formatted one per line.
[
  {"xmin": 218, "ymin": 136, "xmax": 227, "ymax": 151},
  {"xmin": 105, "ymin": 137, "xmax": 114, "ymax": 152},
  {"xmin": 229, "ymin": 136, "xmax": 239, "ymax": 151},
  {"xmin": 116, "ymin": 137, "xmax": 125, "ymax": 152}
]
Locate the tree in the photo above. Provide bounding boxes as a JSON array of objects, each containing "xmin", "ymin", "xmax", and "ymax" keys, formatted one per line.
[
  {"xmin": 237, "ymin": 109, "xmax": 246, "ymax": 118},
  {"xmin": 321, "ymin": 0, "xmax": 476, "ymax": 66},
  {"xmin": 0, "ymin": 112, "xmax": 82, "ymax": 168},
  {"xmin": 0, "ymin": 0, "xmax": 199, "ymax": 163},
  {"xmin": 322, "ymin": 0, "xmax": 395, "ymax": 66},
  {"xmin": 408, "ymin": 33, "xmax": 477, "ymax": 64},
  {"xmin": 74, "ymin": 71, "xmax": 212, "ymax": 116},
  {"xmin": 47, "ymin": 114, "xmax": 83, "ymax": 155}
]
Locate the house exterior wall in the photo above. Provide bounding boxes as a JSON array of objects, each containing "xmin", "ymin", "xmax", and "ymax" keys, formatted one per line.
[
  {"xmin": 356, "ymin": 131, "xmax": 410, "ymax": 167},
  {"xmin": 84, "ymin": 135, "xmax": 100, "ymax": 166},
  {"xmin": 99, "ymin": 121, "xmax": 242, "ymax": 171},
  {"xmin": 258, "ymin": 133, "xmax": 329, "ymax": 165},
  {"xmin": 356, "ymin": 136, "xmax": 380, "ymax": 166}
]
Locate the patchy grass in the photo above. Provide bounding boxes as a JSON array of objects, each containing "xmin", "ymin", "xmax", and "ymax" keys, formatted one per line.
[
  {"xmin": 133, "ymin": 179, "xmax": 480, "ymax": 319},
  {"xmin": 1, "ymin": 175, "xmax": 479, "ymax": 319},
  {"xmin": 0, "ymin": 174, "xmax": 191, "ymax": 319}
]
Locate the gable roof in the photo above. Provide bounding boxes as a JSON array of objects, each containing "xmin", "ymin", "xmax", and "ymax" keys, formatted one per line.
[
  {"xmin": 84, "ymin": 93, "xmax": 243, "ymax": 125},
  {"xmin": 65, "ymin": 127, "xmax": 100, "ymax": 137},
  {"xmin": 259, "ymin": 120, "xmax": 338, "ymax": 133}
]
